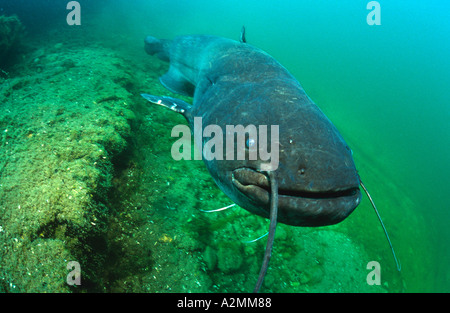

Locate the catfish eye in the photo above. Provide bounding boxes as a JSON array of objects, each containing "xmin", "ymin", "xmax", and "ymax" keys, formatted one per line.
[{"xmin": 246, "ymin": 138, "xmax": 256, "ymax": 149}]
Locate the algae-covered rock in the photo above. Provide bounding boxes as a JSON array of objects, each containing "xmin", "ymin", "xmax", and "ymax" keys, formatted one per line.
[
  {"xmin": 0, "ymin": 15, "xmax": 25, "ymax": 68},
  {"xmin": 0, "ymin": 239, "xmax": 73, "ymax": 292},
  {"xmin": 0, "ymin": 39, "xmax": 137, "ymax": 292}
]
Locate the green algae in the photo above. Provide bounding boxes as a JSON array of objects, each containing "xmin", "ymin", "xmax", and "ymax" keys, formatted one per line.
[{"xmin": 0, "ymin": 36, "xmax": 136, "ymax": 292}]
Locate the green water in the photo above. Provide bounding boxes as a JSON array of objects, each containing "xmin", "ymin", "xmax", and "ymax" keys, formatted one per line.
[{"xmin": 0, "ymin": 0, "xmax": 448, "ymax": 292}]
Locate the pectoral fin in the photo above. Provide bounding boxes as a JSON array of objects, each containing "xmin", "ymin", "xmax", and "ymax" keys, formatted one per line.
[
  {"xmin": 141, "ymin": 94, "xmax": 192, "ymax": 118},
  {"xmin": 160, "ymin": 66, "xmax": 195, "ymax": 97}
]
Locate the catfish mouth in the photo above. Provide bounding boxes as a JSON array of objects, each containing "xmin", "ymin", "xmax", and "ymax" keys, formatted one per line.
[
  {"xmin": 265, "ymin": 184, "xmax": 358, "ymax": 199},
  {"xmin": 231, "ymin": 167, "xmax": 361, "ymax": 226}
]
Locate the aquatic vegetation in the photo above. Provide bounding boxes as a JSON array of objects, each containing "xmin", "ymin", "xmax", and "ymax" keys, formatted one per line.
[
  {"xmin": 0, "ymin": 37, "xmax": 136, "ymax": 292},
  {"xmin": 0, "ymin": 15, "xmax": 25, "ymax": 70}
]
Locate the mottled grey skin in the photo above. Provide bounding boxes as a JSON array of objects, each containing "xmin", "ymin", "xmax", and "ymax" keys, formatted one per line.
[{"xmin": 143, "ymin": 34, "xmax": 361, "ymax": 227}]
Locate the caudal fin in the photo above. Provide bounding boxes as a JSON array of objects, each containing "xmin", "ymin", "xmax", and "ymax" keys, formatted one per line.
[{"xmin": 144, "ymin": 36, "xmax": 170, "ymax": 62}]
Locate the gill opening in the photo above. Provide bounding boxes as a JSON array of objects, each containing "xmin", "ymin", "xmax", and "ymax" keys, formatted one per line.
[{"xmin": 359, "ymin": 177, "xmax": 401, "ymax": 272}]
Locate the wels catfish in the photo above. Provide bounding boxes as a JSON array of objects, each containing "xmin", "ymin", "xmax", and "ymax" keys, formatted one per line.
[{"xmin": 141, "ymin": 29, "xmax": 400, "ymax": 292}]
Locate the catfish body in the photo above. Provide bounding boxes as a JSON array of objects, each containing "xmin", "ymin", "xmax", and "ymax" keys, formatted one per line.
[{"xmin": 143, "ymin": 34, "xmax": 361, "ymax": 227}]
